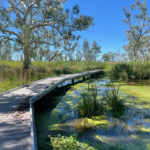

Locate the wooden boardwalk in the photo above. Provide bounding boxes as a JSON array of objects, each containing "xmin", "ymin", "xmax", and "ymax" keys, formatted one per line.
[{"xmin": 0, "ymin": 70, "xmax": 102, "ymax": 150}]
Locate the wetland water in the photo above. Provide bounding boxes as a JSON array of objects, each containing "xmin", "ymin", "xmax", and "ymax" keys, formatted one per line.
[{"xmin": 35, "ymin": 78, "xmax": 150, "ymax": 150}]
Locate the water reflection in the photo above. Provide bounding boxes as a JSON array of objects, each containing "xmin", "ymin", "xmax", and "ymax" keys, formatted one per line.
[{"xmin": 35, "ymin": 78, "xmax": 150, "ymax": 150}]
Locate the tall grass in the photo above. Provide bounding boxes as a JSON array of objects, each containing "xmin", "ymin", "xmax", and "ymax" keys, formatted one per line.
[
  {"xmin": 78, "ymin": 85, "xmax": 105, "ymax": 118},
  {"xmin": 104, "ymin": 89, "xmax": 125, "ymax": 117},
  {"xmin": 108, "ymin": 60, "xmax": 150, "ymax": 80},
  {"xmin": 78, "ymin": 83, "xmax": 126, "ymax": 118},
  {"xmin": 0, "ymin": 61, "xmax": 106, "ymax": 92}
]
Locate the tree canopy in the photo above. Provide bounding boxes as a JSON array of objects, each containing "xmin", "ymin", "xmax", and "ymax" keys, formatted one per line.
[
  {"xmin": 0, "ymin": 0, "xmax": 93, "ymax": 71},
  {"xmin": 123, "ymin": 0, "xmax": 150, "ymax": 61}
]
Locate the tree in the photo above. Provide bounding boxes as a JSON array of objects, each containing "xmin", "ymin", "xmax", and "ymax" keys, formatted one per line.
[
  {"xmin": 82, "ymin": 39, "xmax": 91, "ymax": 61},
  {"xmin": 102, "ymin": 52, "xmax": 115, "ymax": 62},
  {"xmin": 123, "ymin": 0, "xmax": 150, "ymax": 61},
  {"xmin": 91, "ymin": 40, "xmax": 101, "ymax": 61},
  {"xmin": 0, "ymin": 0, "xmax": 93, "ymax": 72},
  {"xmin": 82, "ymin": 39, "xmax": 101, "ymax": 61},
  {"xmin": 76, "ymin": 48, "xmax": 83, "ymax": 61},
  {"xmin": 63, "ymin": 41, "xmax": 77, "ymax": 61},
  {"xmin": 0, "ymin": 40, "xmax": 12, "ymax": 61}
]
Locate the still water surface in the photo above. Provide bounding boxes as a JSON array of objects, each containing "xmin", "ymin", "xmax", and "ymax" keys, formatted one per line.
[{"xmin": 35, "ymin": 78, "xmax": 150, "ymax": 150}]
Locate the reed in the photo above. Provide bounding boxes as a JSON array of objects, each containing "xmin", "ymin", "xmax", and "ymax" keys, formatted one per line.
[{"xmin": 78, "ymin": 85, "xmax": 105, "ymax": 118}]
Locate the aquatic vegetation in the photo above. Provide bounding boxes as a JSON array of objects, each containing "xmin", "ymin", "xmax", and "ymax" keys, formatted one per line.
[
  {"xmin": 115, "ymin": 80, "xmax": 150, "ymax": 108},
  {"xmin": 49, "ymin": 134, "xmax": 95, "ymax": 150},
  {"xmin": 104, "ymin": 89, "xmax": 125, "ymax": 117},
  {"xmin": 78, "ymin": 85, "xmax": 105, "ymax": 118},
  {"xmin": 71, "ymin": 117, "xmax": 109, "ymax": 133},
  {"xmin": 49, "ymin": 117, "xmax": 109, "ymax": 134},
  {"xmin": 35, "ymin": 78, "xmax": 150, "ymax": 150}
]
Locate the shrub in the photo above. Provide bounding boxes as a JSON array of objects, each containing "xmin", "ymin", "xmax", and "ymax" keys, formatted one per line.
[
  {"xmin": 109, "ymin": 63, "xmax": 132, "ymax": 80},
  {"xmin": 131, "ymin": 61, "xmax": 150, "ymax": 79},
  {"xmin": 108, "ymin": 61, "xmax": 150, "ymax": 80},
  {"xmin": 78, "ymin": 85, "xmax": 105, "ymax": 118}
]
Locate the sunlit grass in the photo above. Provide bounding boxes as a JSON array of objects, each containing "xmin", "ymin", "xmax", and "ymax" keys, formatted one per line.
[{"xmin": 0, "ymin": 60, "xmax": 106, "ymax": 92}]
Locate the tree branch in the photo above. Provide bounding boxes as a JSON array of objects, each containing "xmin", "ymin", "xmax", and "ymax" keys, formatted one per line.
[
  {"xmin": 0, "ymin": 28, "xmax": 20, "ymax": 39},
  {"xmin": 0, "ymin": 35, "xmax": 22, "ymax": 44},
  {"xmin": 23, "ymin": 1, "xmax": 36, "ymax": 21},
  {"xmin": 29, "ymin": 22, "xmax": 53, "ymax": 30},
  {"xmin": 8, "ymin": 0, "xmax": 24, "ymax": 14}
]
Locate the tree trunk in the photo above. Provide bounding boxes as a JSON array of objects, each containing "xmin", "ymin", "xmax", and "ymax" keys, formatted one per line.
[
  {"xmin": 22, "ymin": 47, "xmax": 30, "ymax": 80},
  {"xmin": 23, "ymin": 49, "xmax": 30, "ymax": 70},
  {"xmin": 133, "ymin": 44, "xmax": 138, "ymax": 61}
]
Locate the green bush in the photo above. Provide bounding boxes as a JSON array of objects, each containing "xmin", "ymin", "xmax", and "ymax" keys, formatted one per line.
[
  {"xmin": 109, "ymin": 63, "xmax": 132, "ymax": 80},
  {"xmin": 78, "ymin": 85, "xmax": 105, "ymax": 118},
  {"xmin": 131, "ymin": 61, "xmax": 150, "ymax": 79},
  {"xmin": 108, "ymin": 61, "xmax": 150, "ymax": 80}
]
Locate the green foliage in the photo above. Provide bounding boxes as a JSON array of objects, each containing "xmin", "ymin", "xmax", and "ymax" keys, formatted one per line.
[
  {"xmin": 0, "ymin": 0, "xmax": 93, "ymax": 70},
  {"xmin": 0, "ymin": 61, "xmax": 105, "ymax": 92},
  {"xmin": 78, "ymin": 85, "xmax": 105, "ymax": 118},
  {"xmin": 0, "ymin": 40, "xmax": 12, "ymax": 61},
  {"xmin": 109, "ymin": 63, "xmax": 132, "ymax": 80},
  {"xmin": 123, "ymin": 0, "xmax": 150, "ymax": 61},
  {"xmin": 130, "ymin": 61, "xmax": 150, "ymax": 79},
  {"xmin": 104, "ymin": 89, "xmax": 125, "ymax": 117},
  {"xmin": 82, "ymin": 39, "xmax": 101, "ymax": 62},
  {"xmin": 108, "ymin": 61, "xmax": 150, "ymax": 80},
  {"xmin": 49, "ymin": 134, "xmax": 94, "ymax": 150}
]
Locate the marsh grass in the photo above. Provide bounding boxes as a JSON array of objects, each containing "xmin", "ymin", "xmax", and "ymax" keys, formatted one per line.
[
  {"xmin": 108, "ymin": 61, "xmax": 150, "ymax": 80},
  {"xmin": 104, "ymin": 89, "xmax": 125, "ymax": 117},
  {"xmin": 0, "ymin": 61, "xmax": 105, "ymax": 92},
  {"xmin": 78, "ymin": 85, "xmax": 105, "ymax": 118}
]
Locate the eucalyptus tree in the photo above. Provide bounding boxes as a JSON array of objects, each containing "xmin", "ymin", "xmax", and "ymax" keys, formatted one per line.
[
  {"xmin": 82, "ymin": 39, "xmax": 101, "ymax": 61},
  {"xmin": 76, "ymin": 49, "xmax": 83, "ymax": 61},
  {"xmin": 63, "ymin": 40, "xmax": 78, "ymax": 61},
  {"xmin": 123, "ymin": 0, "xmax": 150, "ymax": 61},
  {"xmin": 0, "ymin": 0, "xmax": 93, "ymax": 72},
  {"xmin": 0, "ymin": 40, "xmax": 12, "ymax": 60},
  {"xmin": 91, "ymin": 40, "xmax": 101, "ymax": 61},
  {"xmin": 101, "ymin": 52, "xmax": 115, "ymax": 62},
  {"xmin": 82, "ymin": 39, "xmax": 91, "ymax": 61},
  {"xmin": 139, "ymin": 36, "xmax": 150, "ymax": 60}
]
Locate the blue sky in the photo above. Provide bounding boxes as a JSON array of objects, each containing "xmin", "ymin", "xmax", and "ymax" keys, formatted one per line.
[{"xmin": 65, "ymin": 0, "xmax": 150, "ymax": 54}]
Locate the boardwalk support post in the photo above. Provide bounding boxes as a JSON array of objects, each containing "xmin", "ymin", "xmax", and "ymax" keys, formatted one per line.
[
  {"xmin": 83, "ymin": 76, "xmax": 85, "ymax": 81},
  {"xmin": 72, "ymin": 79, "xmax": 74, "ymax": 84}
]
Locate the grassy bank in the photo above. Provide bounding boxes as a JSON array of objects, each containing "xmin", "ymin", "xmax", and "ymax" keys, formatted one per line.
[
  {"xmin": 1, "ymin": 60, "xmax": 150, "ymax": 92},
  {"xmin": 0, "ymin": 61, "xmax": 106, "ymax": 92}
]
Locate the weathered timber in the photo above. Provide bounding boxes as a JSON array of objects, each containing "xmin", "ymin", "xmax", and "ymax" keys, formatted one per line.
[{"xmin": 0, "ymin": 70, "xmax": 102, "ymax": 150}]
